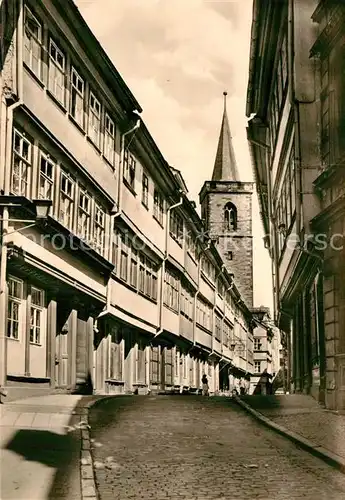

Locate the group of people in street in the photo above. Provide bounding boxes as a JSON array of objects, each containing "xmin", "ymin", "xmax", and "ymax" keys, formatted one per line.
[{"xmin": 200, "ymin": 374, "xmax": 248, "ymax": 397}]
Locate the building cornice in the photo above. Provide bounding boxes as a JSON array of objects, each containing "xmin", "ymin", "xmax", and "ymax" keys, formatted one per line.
[{"xmin": 310, "ymin": 3, "xmax": 345, "ymax": 57}]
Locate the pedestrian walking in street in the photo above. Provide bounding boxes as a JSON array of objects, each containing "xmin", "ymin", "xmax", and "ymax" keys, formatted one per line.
[{"xmin": 202, "ymin": 374, "xmax": 209, "ymax": 396}]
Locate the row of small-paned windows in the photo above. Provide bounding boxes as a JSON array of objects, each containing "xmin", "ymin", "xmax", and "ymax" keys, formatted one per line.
[
  {"xmin": 268, "ymin": 28, "xmax": 288, "ymax": 153},
  {"xmin": 275, "ymin": 147, "xmax": 296, "ymax": 254},
  {"xmin": 164, "ymin": 269, "xmax": 179, "ymax": 311},
  {"xmin": 215, "ymin": 315, "xmax": 222, "ymax": 341},
  {"xmin": 196, "ymin": 297, "xmax": 212, "ymax": 331},
  {"xmin": 201, "ymin": 256, "xmax": 216, "ymax": 283},
  {"xmin": 223, "ymin": 322, "xmax": 233, "ymax": 349},
  {"xmin": 186, "ymin": 228, "xmax": 197, "ymax": 260},
  {"xmin": 254, "ymin": 338, "xmax": 262, "ymax": 351},
  {"xmin": 7, "ymin": 276, "xmax": 45, "ymax": 345},
  {"xmin": 113, "ymin": 232, "xmax": 158, "ymax": 301},
  {"xmin": 180, "ymin": 285, "xmax": 194, "ymax": 321},
  {"xmin": 23, "ymin": 5, "xmax": 116, "ymax": 165},
  {"xmin": 170, "ymin": 211, "xmax": 184, "ymax": 245},
  {"xmin": 12, "ymin": 128, "xmax": 107, "ymax": 255},
  {"xmin": 320, "ymin": 57, "xmax": 330, "ymax": 166}
]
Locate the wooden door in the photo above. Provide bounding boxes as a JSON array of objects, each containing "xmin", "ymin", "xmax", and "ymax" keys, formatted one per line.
[{"xmin": 55, "ymin": 305, "xmax": 71, "ymax": 388}]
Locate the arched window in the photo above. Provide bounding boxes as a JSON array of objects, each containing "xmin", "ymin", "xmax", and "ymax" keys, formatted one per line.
[{"xmin": 224, "ymin": 202, "xmax": 237, "ymax": 231}]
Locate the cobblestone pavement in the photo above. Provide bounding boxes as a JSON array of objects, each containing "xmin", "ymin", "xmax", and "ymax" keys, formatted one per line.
[
  {"xmin": 241, "ymin": 395, "xmax": 345, "ymax": 459},
  {"xmin": 89, "ymin": 395, "xmax": 345, "ymax": 500}
]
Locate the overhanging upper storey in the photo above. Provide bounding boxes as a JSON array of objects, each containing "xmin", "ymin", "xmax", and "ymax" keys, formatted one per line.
[{"xmin": 246, "ymin": 0, "xmax": 288, "ymax": 119}]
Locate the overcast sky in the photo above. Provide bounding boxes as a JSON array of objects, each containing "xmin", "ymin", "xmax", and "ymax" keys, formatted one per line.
[{"xmin": 75, "ymin": 0, "xmax": 273, "ymax": 310}]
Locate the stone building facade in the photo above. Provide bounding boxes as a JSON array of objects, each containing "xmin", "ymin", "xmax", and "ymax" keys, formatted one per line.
[
  {"xmin": 0, "ymin": 0, "xmax": 259, "ymax": 399},
  {"xmin": 246, "ymin": 0, "xmax": 345, "ymax": 409}
]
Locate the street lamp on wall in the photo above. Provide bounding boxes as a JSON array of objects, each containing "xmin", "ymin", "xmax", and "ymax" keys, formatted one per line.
[{"xmin": 0, "ymin": 196, "xmax": 52, "ymax": 387}]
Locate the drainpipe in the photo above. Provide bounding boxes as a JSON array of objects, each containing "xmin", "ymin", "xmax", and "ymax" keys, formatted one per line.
[
  {"xmin": 154, "ymin": 194, "xmax": 183, "ymax": 338},
  {"xmin": 101, "ymin": 118, "xmax": 141, "ymax": 317},
  {"xmin": 193, "ymin": 238, "xmax": 211, "ymax": 347},
  {"xmin": 0, "ymin": 0, "xmax": 24, "ymax": 388},
  {"xmin": 113, "ymin": 117, "xmax": 141, "ymax": 220},
  {"xmin": 212, "ymin": 264, "xmax": 225, "ymax": 354}
]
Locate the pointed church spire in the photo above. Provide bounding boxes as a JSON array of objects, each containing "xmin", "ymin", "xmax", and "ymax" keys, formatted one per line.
[{"xmin": 212, "ymin": 92, "xmax": 240, "ymax": 182}]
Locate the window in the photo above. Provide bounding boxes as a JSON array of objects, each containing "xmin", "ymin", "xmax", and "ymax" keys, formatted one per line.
[
  {"xmin": 268, "ymin": 28, "xmax": 288, "ymax": 152},
  {"xmin": 39, "ymin": 151, "xmax": 54, "ymax": 200},
  {"xmin": 170, "ymin": 211, "xmax": 183, "ymax": 244},
  {"xmin": 130, "ymin": 248, "xmax": 138, "ymax": 288},
  {"xmin": 48, "ymin": 39, "xmax": 65, "ymax": 104},
  {"xmin": 138, "ymin": 254, "xmax": 158, "ymax": 301},
  {"xmin": 77, "ymin": 188, "xmax": 91, "ymax": 241},
  {"xmin": 153, "ymin": 188, "xmax": 164, "ymax": 225},
  {"xmin": 142, "ymin": 172, "xmax": 149, "ymax": 207},
  {"xmin": 275, "ymin": 147, "xmax": 296, "ymax": 254},
  {"xmin": 59, "ymin": 171, "xmax": 75, "ymax": 230},
  {"xmin": 123, "ymin": 150, "xmax": 136, "ymax": 189},
  {"xmin": 88, "ymin": 92, "xmax": 101, "ymax": 147},
  {"xmin": 186, "ymin": 228, "xmax": 197, "ymax": 260},
  {"xmin": 139, "ymin": 254, "xmax": 145, "ymax": 294},
  {"xmin": 201, "ymin": 257, "xmax": 216, "ymax": 283},
  {"xmin": 111, "ymin": 230, "xmax": 118, "ymax": 271},
  {"xmin": 224, "ymin": 202, "xmax": 237, "ymax": 231},
  {"xmin": 196, "ymin": 298, "xmax": 212, "ymax": 331},
  {"xmin": 120, "ymin": 235, "xmax": 129, "ymax": 282},
  {"xmin": 104, "ymin": 114, "xmax": 115, "ymax": 164},
  {"xmin": 7, "ymin": 277, "xmax": 23, "ymax": 340},
  {"xmin": 320, "ymin": 57, "xmax": 330, "ymax": 166},
  {"xmin": 70, "ymin": 67, "xmax": 84, "ymax": 127},
  {"xmin": 254, "ymin": 339, "xmax": 262, "ymax": 351},
  {"xmin": 12, "ymin": 130, "xmax": 31, "ymax": 196},
  {"xmin": 24, "ymin": 6, "xmax": 42, "ymax": 77},
  {"xmin": 164, "ymin": 269, "xmax": 179, "ymax": 311},
  {"xmin": 180, "ymin": 284, "xmax": 194, "ymax": 321},
  {"xmin": 217, "ymin": 278, "xmax": 225, "ymax": 298},
  {"xmin": 215, "ymin": 315, "xmax": 221, "ymax": 342},
  {"xmin": 30, "ymin": 287, "xmax": 44, "ymax": 344},
  {"xmin": 223, "ymin": 322, "xmax": 233, "ymax": 349},
  {"xmin": 94, "ymin": 204, "xmax": 105, "ymax": 255},
  {"xmin": 150, "ymin": 346, "xmax": 160, "ymax": 384},
  {"xmin": 254, "ymin": 361, "xmax": 261, "ymax": 373}
]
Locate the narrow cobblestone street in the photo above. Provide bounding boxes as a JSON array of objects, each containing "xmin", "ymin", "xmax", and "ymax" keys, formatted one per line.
[{"xmin": 89, "ymin": 396, "xmax": 345, "ymax": 500}]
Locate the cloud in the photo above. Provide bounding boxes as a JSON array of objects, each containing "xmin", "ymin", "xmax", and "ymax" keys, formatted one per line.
[{"xmin": 75, "ymin": 0, "xmax": 273, "ymax": 310}]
